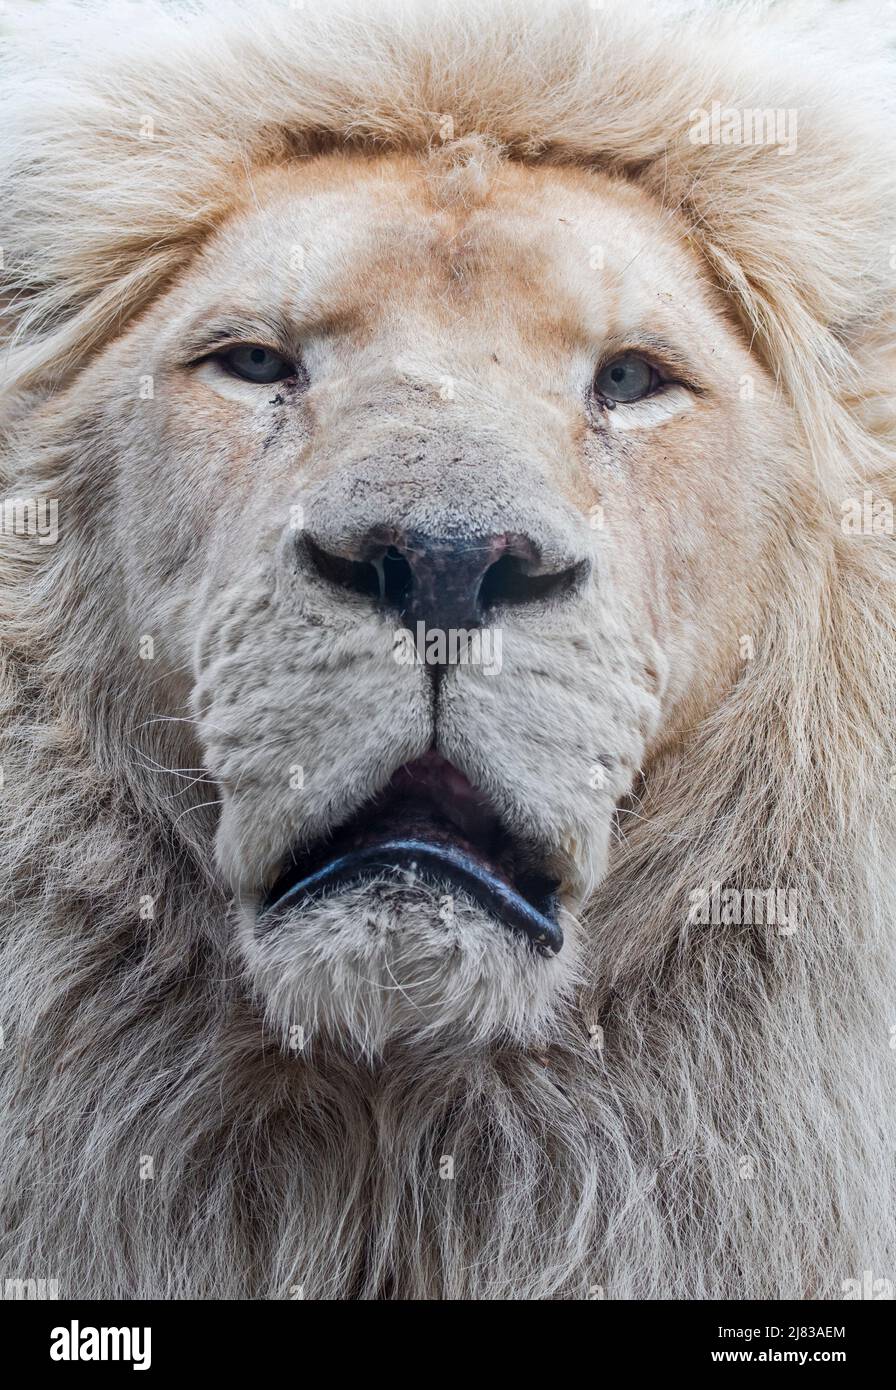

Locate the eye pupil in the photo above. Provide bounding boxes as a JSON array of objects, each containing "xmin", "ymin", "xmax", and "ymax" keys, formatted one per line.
[
  {"xmin": 250, "ymin": 348, "xmax": 266, "ymax": 364},
  {"xmin": 610, "ymin": 366, "xmax": 625, "ymax": 383}
]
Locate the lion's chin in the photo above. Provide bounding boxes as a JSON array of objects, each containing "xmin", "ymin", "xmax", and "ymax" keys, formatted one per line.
[{"xmin": 237, "ymin": 878, "xmax": 577, "ymax": 1060}]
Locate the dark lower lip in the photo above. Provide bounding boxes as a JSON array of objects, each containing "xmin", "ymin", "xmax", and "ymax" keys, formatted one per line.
[{"xmin": 257, "ymin": 837, "xmax": 563, "ymax": 956}]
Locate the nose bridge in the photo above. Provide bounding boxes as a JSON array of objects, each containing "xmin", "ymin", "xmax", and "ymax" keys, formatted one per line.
[
  {"xmin": 310, "ymin": 348, "xmax": 575, "ymax": 487},
  {"xmin": 299, "ymin": 401, "xmax": 588, "ymax": 567},
  {"xmin": 285, "ymin": 374, "xmax": 598, "ymax": 638}
]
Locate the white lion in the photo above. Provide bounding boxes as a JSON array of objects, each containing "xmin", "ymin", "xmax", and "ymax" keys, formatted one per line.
[{"xmin": 0, "ymin": 0, "xmax": 894, "ymax": 1299}]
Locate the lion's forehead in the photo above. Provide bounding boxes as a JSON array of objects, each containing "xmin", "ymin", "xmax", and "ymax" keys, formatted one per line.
[{"xmin": 176, "ymin": 153, "xmax": 733, "ymax": 366}]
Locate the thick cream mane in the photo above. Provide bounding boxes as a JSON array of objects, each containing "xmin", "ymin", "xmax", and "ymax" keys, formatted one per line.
[{"xmin": 1, "ymin": 0, "xmax": 894, "ymax": 1298}]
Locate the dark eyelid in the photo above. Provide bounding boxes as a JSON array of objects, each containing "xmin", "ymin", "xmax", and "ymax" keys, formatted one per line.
[{"xmin": 187, "ymin": 339, "xmax": 289, "ymax": 367}]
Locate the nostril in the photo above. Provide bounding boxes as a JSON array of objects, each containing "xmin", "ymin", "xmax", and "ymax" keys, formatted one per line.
[
  {"xmin": 381, "ymin": 545, "xmax": 414, "ymax": 615},
  {"xmin": 301, "ymin": 526, "xmax": 589, "ymax": 627},
  {"xmin": 304, "ymin": 536, "xmax": 381, "ymax": 602},
  {"xmin": 478, "ymin": 551, "xmax": 590, "ymax": 616},
  {"xmin": 303, "ymin": 536, "xmax": 415, "ymax": 614}
]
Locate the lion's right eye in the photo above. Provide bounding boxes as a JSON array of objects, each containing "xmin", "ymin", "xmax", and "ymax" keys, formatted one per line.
[
  {"xmin": 218, "ymin": 344, "xmax": 294, "ymax": 384},
  {"xmin": 594, "ymin": 353, "xmax": 659, "ymax": 404}
]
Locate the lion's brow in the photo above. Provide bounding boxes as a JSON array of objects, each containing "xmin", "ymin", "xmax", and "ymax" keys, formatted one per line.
[{"xmin": 178, "ymin": 310, "xmax": 302, "ymax": 363}]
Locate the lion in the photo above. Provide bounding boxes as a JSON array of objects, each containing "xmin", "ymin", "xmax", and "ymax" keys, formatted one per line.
[{"xmin": 0, "ymin": 0, "xmax": 894, "ymax": 1301}]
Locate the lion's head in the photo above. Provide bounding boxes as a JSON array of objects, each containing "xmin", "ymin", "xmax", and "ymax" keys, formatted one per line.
[
  {"xmin": 69, "ymin": 147, "xmax": 815, "ymax": 1056},
  {"xmin": 1, "ymin": 0, "xmax": 895, "ymax": 1299}
]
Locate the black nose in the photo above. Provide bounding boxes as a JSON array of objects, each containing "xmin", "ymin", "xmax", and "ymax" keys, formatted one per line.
[{"xmin": 303, "ymin": 528, "xmax": 589, "ymax": 630}]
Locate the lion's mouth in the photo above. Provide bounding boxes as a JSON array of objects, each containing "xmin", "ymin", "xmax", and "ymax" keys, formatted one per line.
[{"xmin": 257, "ymin": 752, "xmax": 563, "ymax": 955}]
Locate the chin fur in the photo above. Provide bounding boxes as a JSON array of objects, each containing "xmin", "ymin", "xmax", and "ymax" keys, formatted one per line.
[{"xmin": 237, "ymin": 878, "xmax": 580, "ymax": 1060}]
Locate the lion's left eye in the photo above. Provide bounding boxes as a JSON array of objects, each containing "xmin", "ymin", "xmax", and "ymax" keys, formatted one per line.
[
  {"xmin": 219, "ymin": 344, "xmax": 293, "ymax": 384},
  {"xmin": 594, "ymin": 354, "xmax": 659, "ymax": 404}
]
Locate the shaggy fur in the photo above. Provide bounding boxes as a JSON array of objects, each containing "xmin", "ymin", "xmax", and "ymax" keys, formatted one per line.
[{"xmin": 1, "ymin": 0, "xmax": 895, "ymax": 1300}]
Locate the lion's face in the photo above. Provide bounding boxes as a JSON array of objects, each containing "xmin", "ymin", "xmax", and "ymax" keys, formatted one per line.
[{"xmin": 102, "ymin": 151, "xmax": 790, "ymax": 1055}]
